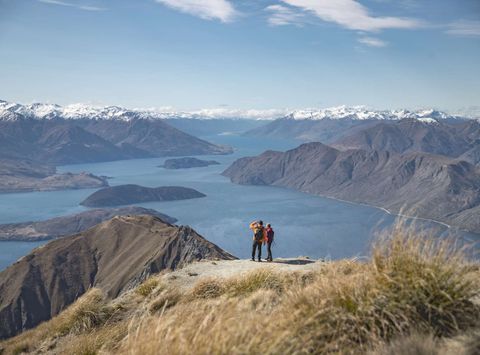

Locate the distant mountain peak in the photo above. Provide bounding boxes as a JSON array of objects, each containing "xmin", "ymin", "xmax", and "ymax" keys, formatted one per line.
[
  {"xmin": 284, "ymin": 106, "xmax": 462, "ymax": 123},
  {"xmin": 0, "ymin": 99, "xmax": 475, "ymax": 122},
  {"xmin": 0, "ymin": 100, "xmax": 286, "ymax": 121}
]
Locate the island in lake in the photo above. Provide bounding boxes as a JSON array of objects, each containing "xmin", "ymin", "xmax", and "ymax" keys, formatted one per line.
[
  {"xmin": 0, "ymin": 159, "xmax": 108, "ymax": 193},
  {"xmin": 160, "ymin": 157, "xmax": 220, "ymax": 169},
  {"xmin": 80, "ymin": 184, "xmax": 206, "ymax": 207}
]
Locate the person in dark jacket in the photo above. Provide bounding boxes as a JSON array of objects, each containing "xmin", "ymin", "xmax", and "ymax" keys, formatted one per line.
[
  {"xmin": 265, "ymin": 223, "xmax": 274, "ymax": 262},
  {"xmin": 249, "ymin": 220, "xmax": 266, "ymax": 262}
]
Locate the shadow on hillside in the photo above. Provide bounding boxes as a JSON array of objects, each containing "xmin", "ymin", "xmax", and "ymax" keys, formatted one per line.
[{"xmin": 273, "ymin": 259, "xmax": 316, "ymax": 265}]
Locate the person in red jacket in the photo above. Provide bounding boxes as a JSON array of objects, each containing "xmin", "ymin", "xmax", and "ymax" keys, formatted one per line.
[{"xmin": 265, "ymin": 223, "xmax": 274, "ymax": 262}]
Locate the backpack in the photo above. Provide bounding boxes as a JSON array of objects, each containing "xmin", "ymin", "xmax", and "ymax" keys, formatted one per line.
[{"xmin": 254, "ymin": 228, "xmax": 264, "ymax": 242}]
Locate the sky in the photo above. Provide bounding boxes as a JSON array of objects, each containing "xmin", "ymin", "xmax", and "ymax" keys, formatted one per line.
[{"xmin": 0, "ymin": 0, "xmax": 479, "ymax": 112}]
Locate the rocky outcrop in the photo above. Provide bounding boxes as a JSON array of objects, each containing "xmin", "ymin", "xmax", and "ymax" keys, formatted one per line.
[
  {"xmin": 223, "ymin": 142, "xmax": 480, "ymax": 234},
  {"xmin": 0, "ymin": 215, "xmax": 235, "ymax": 339},
  {"xmin": 80, "ymin": 185, "xmax": 206, "ymax": 207},
  {"xmin": 0, "ymin": 159, "xmax": 108, "ymax": 193},
  {"xmin": 161, "ymin": 157, "xmax": 220, "ymax": 169},
  {"xmin": 0, "ymin": 207, "xmax": 177, "ymax": 241}
]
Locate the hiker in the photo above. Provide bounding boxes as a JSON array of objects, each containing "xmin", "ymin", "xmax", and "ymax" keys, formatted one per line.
[
  {"xmin": 249, "ymin": 220, "xmax": 266, "ymax": 262},
  {"xmin": 265, "ymin": 223, "xmax": 274, "ymax": 262}
]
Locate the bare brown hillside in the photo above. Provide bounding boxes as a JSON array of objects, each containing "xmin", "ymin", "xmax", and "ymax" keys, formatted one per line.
[{"xmin": 0, "ymin": 215, "xmax": 235, "ymax": 339}]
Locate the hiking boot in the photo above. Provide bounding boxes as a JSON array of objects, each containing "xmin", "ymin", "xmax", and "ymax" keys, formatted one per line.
[
  {"xmin": 258, "ymin": 259, "xmax": 262, "ymax": 262},
  {"xmin": 251, "ymin": 258, "xmax": 255, "ymax": 261}
]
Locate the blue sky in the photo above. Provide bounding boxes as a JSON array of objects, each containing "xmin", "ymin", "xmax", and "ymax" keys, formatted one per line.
[{"xmin": 0, "ymin": 0, "xmax": 479, "ymax": 111}]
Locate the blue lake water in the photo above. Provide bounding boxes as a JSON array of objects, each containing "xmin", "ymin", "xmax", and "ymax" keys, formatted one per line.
[{"xmin": 0, "ymin": 135, "xmax": 478, "ymax": 271}]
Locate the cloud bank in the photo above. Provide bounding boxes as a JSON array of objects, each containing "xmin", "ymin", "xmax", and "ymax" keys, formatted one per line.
[
  {"xmin": 265, "ymin": 5, "xmax": 305, "ymax": 26},
  {"xmin": 280, "ymin": 0, "xmax": 421, "ymax": 32},
  {"xmin": 154, "ymin": 0, "xmax": 237, "ymax": 23}
]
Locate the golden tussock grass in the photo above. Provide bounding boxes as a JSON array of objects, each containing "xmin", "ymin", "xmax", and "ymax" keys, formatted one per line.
[
  {"xmin": 0, "ymin": 288, "xmax": 118, "ymax": 355},
  {"xmin": 1, "ymin": 226, "xmax": 479, "ymax": 354},
  {"xmin": 120, "ymin": 227, "xmax": 480, "ymax": 355}
]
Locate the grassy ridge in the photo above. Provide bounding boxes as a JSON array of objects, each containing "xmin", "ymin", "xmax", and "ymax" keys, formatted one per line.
[{"xmin": 1, "ymin": 227, "xmax": 479, "ymax": 355}]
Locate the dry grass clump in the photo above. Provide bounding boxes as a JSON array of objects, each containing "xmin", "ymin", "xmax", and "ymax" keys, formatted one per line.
[
  {"xmin": 190, "ymin": 278, "xmax": 226, "ymax": 299},
  {"xmin": 119, "ymin": 228, "xmax": 480, "ymax": 355},
  {"xmin": 54, "ymin": 322, "xmax": 129, "ymax": 355},
  {"xmin": 50, "ymin": 288, "xmax": 114, "ymax": 336},
  {"xmin": 372, "ymin": 226, "xmax": 479, "ymax": 337},
  {"xmin": 135, "ymin": 277, "xmax": 160, "ymax": 297},
  {"xmin": 148, "ymin": 287, "xmax": 182, "ymax": 313},
  {"xmin": 223, "ymin": 268, "xmax": 288, "ymax": 297},
  {"xmin": 0, "ymin": 289, "xmax": 115, "ymax": 355},
  {"xmin": 189, "ymin": 268, "xmax": 315, "ymax": 301}
]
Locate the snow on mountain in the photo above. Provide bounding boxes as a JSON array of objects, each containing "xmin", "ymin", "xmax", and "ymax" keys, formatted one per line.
[
  {"xmin": 0, "ymin": 100, "xmax": 288, "ymax": 121},
  {"xmin": 0, "ymin": 100, "xmax": 472, "ymax": 123},
  {"xmin": 284, "ymin": 106, "xmax": 464, "ymax": 123}
]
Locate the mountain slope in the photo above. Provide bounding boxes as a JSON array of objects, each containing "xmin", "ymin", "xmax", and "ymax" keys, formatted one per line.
[
  {"xmin": 223, "ymin": 143, "xmax": 480, "ymax": 233},
  {"xmin": 333, "ymin": 118, "xmax": 480, "ymax": 160},
  {"xmin": 0, "ymin": 119, "xmax": 139, "ymax": 164},
  {"xmin": 0, "ymin": 215, "xmax": 235, "ymax": 339},
  {"xmin": 0, "ymin": 207, "xmax": 177, "ymax": 241},
  {"xmin": 246, "ymin": 116, "xmax": 377, "ymax": 143},
  {"xmin": 77, "ymin": 119, "xmax": 232, "ymax": 156},
  {"xmin": 0, "ymin": 100, "xmax": 232, "ymax": 165},
  {"xmin": 245, "ymin": 107, "xmax": 470, "ymax": 143}
]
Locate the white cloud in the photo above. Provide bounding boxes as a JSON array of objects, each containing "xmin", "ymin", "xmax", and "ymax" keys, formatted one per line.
[
  {"xmin": 38, "ymin": 0, "xmax": 105, "ymax": 11},
  {"xmin": 280, "ymin": 0, "xmax": 422, "ymax": 32},
  {"xmin": 265, "ymin": 5, "xmax": 305, "ymax": 26},
  {"xmin": 358, "ymin": 36, "xmax": 387, "ymax": 47},
  {"xmin": 446, "ymin": 20, "xmax": 480, "ymax": 37},
  {"xmin": 155, "ymin": 0, "xmax": 237, "ymax": 23}
]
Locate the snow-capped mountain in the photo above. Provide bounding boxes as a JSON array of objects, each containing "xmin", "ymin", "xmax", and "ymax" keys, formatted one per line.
[
  {"xmin": 0, "ymin": 100, "xmax": 160, "ymax": 121},
  {"xmin": 0, "ymin": 100, "xmax": 473, "ymax": 123},
  {"xmin": 0, "ymin": 100, "xmax": 287, "ymax": 121},
  {"xmin": 0, "ymin": 100, "xmax": 234, "ymax": 165},
  {"xmin": 284, "ymin": 106, "xmax": 461, "ymax": 123}
]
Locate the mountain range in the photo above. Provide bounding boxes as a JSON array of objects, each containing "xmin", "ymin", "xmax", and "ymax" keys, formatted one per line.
[
  {"xmin": 0, "ymin": 215, "xmax": 235, "ymax": 339},
  {"xmin": 0, "ymin": 100, "xmax": 232, "ymax": 165},
  {"xmin": 333, "ymin": 118, "xmax": 480, "ymax": 165},
  {"xmin": 223, "ymin": 142, "xmax": 480, "ymax": 234},
  {"xmin": 247, "ymin": 106, "xmax": 478, "ymax": 145}
]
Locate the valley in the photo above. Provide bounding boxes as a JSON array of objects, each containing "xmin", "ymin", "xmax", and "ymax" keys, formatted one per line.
[{"xmin": 1, "ymin": 133, "xmax": 478, "ymax": 272}]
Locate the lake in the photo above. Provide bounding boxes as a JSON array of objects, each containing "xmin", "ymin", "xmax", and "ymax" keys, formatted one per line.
[{"xmin": 0, "ymin": 134, "xmax": 477, "ymax": 270}]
